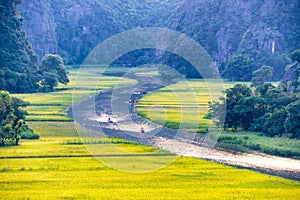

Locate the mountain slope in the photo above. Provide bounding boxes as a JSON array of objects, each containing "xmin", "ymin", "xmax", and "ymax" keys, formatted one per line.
[
  {"xmin": 167, "ymin": 0, "xmax": 300, "ymax": 80},
  {"xmin": 16, "ymin": 0, "xmax": 300, "ymax": 80},
  {"xmin": 18, "ymin": 0, "xmax": 184, "ymax": 64},
  {"xmin": 0, "ymin": 0, "xmax": 38, "ymax": 93}
]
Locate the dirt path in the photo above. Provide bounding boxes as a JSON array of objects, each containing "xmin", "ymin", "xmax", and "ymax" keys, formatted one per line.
[
  {"xmin": 69, "ymin": 73, "xmax": 300, "ymax": 181},
  {"xmin": 147, "ymin": 137, "xmax": 300, "ymax": 180}
]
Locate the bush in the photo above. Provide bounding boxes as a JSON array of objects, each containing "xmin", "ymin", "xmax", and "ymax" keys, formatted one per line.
[
  {"xmin": 215, "ymin": 143, "xmax": 250, "ymax": 153},
  {"xmin": 165, "ymin": 121, "xmax": 180, "ymax": 129},
  {"xmin": 21, "ymin": 131, "xmax": 40, "ymax": 140}
]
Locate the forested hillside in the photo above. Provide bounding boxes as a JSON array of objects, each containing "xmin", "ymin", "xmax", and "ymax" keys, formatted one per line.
[
  {"xmin": 0, "ymin": 0, "xmax": 38, "ymax": 93},
  {"xmin": 168, "ymin": 0, "xmax": 300, "ymax": 80},
  {"xmin": 0, "ymin": 0, "xmax": 292, "ymax": 85},
  {"xmin": 17, "ymin": 0, "xmax": 300, "ymax": 81},
  {"xmin": 18, "ymin": 0, "xmax": 183, "ymax": 64}
]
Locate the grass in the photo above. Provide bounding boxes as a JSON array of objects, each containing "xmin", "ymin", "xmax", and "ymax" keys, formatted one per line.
[
  {"xmin": 12, "ymin": 67, "xmax": 136, "ymax": 121},
  {"xmin": 1, "ymin": 156, "xmax": 299, "ymax": 199},
  {"xmin": 0, "ymin": 137, "xmax": 167, "ymax": 157},
  {"xmin": 27, "ymin": 122, "xmax": 80, "ymax": 138},
  {"xmin": 3, "ymin": 69, "xmax": 300, "ymax": 199},
  {"xmin": 136, "ymin": 80, "xmax": 235, "ymax": 130},
  {"xmin": 212, "ymin": 131, "xmax": 300, "ymax": 158},
  {"xmin": 2, "ymin": 119, "xmax": 300, "ymax": 198},
  {"xmin": 136, "ymin": 79, "xmax": 300, "ymax": 157}
]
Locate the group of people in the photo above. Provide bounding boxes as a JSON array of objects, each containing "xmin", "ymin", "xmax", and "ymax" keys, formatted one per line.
[
  {"xmin": 106, "ymin": 97, "xmax": 145, "ymax": 133},
  {"xmin": 129, "ymin": 99, "xmax": 139, "ymax": 104},
  {"xmin": 128, "ymin": 99, "xmax": 138, "ymax": 113}
]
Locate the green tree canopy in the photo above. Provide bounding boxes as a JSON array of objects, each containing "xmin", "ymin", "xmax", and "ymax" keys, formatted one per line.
[
  {"xmin": 250, "ymin": 66, "xmax": 273, "ymax": 88},
  {"xmin": 210, "ymin": 84, "xmax": 253, "ymax": 131},
  {"xmin": 38, "ymin": 54, "xmax": 69, "ymax": 91},
  {"xmin": 0, "ymin": 90, "xmax": 33, "ymax": 146},
  {"xmin": 284, "ymin": 101, "xmax": 300, "ymax": 138},
  {"xmin": 224, "ymin": 55, "xmax": 255, "ymax": 81},
  {"xmin": 290, "ymin": 49, "xmax": 300, "ymax": 63}
]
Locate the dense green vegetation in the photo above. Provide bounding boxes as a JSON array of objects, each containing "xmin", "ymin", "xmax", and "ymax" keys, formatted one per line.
[
  {"xmin": 17, "ymin": 0, "xmax": 299, "ymax": 81},
  {"xmin": 0, "ymin": 91, "xmax": 37, "ymax": 146},
  {"xmin": 136, "ymin": 78, "xmax": 300, "ymax": 157},
  {"xmin": 0, "ymin": 1, "xmax": 69, "ymax": 93},
  {"xmin": 0, "ymin": 0, "xmax": 38, "ymax": 93},
  {"xmin": 37, "ymin": 54, "xmax": 69, "ymax": 92},
  {"xmin": 212, "ymin": 132, "xmax": 300, "ymax": 158},
  {"xmin": 211, "ymin": 50, "xmax": 300, "ymax": 138},
  {"xmin": 169, "ymin": 0, "xmax": 300, "ymax": 81}
]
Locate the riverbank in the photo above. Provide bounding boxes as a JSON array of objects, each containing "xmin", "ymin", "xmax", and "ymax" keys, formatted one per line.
[{"xmin": 68, "ymin": 74, "xmax": 300, "ymax": 180}]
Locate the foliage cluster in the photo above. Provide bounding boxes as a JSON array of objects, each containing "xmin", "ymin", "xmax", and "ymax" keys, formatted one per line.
[
  {"xmin": 0, "ymin": 90, "xmax": 37, "ymax": 146},
  {"xmin": 214, "ymin": 132, "xmax": 300, "ymax": 158},
  {"xmin": 0, "ymin": 1, "xmax": 69, "ymax": 93},
  {"xmin": 210, "ymin": 50, "xmax": 300, "ymax": 138},
  {"xmin": 169, "ymin": 0, "xmax": 300, "ymax": 81}
]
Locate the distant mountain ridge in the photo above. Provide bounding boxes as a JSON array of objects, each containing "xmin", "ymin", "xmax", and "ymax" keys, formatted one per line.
[
  {"xmin": 167, "ymin": 0, "xmax": 300, "ymax": 80},
  {"xmin": 18, "ymin": 0, "xmax": 184, "ymax": 64},
  {"xmin": 17, "ymin": 0, "xmax": 300, "ymax": 80}
]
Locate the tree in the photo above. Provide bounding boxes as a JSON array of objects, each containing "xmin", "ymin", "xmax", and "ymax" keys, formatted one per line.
[
  {"xmin": 224, "ymin": 55, "xmax": 255, "ymax": 81},
  {"xmin": 250, "ymin": 66, "xmax": 273, "ymax": 88},
  {"xmin": 210, "ymin": 84, "xmax": 253, "ymax": 131},
  {"xmin": 0, "ymin": 90, "xmax": 32, "ymax": 146},
  {"xmin": 284, "ymin": 101, "xmax": 300, "ymax": 138},
  {"xmin": 290, "ymin": 49, "xmax": 300, "ymax": 63},
  {"xmin": 289, "ymin": 49, "xmax": 300, "ymax": 94},
  {"xmin": 259, "ymin": 109, "xmax": 287, "ymax": 137},
  {"xmin": 38, "ymin": 54, "xmax": 69, "ymax": 91},
  {"xmin": 234, "ymin": 96, "xmax": 269, "ymax": 131}
]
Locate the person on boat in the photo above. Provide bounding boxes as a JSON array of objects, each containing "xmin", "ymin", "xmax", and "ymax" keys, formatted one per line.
[{"xmin": 107, "ymin": 117, "xmax": 113, "ymax": 124}]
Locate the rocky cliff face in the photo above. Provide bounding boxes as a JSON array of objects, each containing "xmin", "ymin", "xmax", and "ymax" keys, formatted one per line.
[
  {"xmin": 17, "ymin": 0, "xmax": 58, "ymax": 60},
  {"xmin": 168, "ymin": 0, "xmax": 300, "ymax": 79},
  {"xmin": 18, "ymin": 0, "xmax": 183, "ymax": 63},
  {"xmin": 17, "ymin": 0, "xmax": 299, "ymax": 79}
]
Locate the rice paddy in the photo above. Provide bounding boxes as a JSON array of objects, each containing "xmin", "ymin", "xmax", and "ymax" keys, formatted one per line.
[
  {"xmin": 12, "ymin": 67, "xmax": 136, "ymax": 121},
  {"xmin": 2, "ymin": 68, "xmax": 300, "ymax": 199},
  {"xmin": 136, "ymin": 80, "xmax": 235, "ymax": 131}
]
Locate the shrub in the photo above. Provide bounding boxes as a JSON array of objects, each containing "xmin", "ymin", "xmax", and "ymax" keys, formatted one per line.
[{"xmin": 21, "ymin": 130, "xmax": 40, "ymax": 140}]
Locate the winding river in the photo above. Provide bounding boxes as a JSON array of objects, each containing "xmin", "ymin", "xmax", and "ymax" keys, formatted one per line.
[{"xmin": 69, "ymin": 73, "xmax": 300, "ymax": 180}]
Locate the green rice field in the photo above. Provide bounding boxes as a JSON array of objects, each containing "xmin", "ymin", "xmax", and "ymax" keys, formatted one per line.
[
  {"xmin": 136, "ymin": 80, "xmax": 235, "ymax": 131},
  {"xmin": 136, "ymin": 80, "xmax": 300, "ymax": 157},
  {"xmin": 1, "ymin": 122, "xmax": 300, "ymax": 199},
  {"xmin": 2, "ymin": 68, "xmax": 299, "ymax": 199},
  {"xmin": 12, "ymin": 67, "xmax": 136, "ymax": 121}
]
